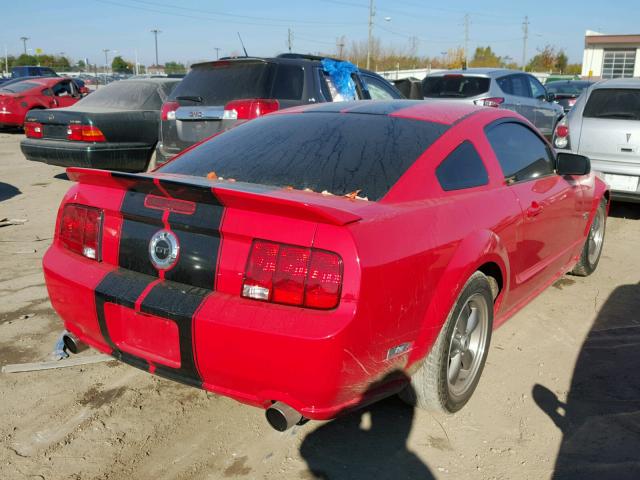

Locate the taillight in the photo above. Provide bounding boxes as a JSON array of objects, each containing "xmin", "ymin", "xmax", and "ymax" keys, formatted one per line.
[
  {"xmin": 223, "ymin": 99, "xmax": 280, "ymax": 121},
  {"xmin": 161, "ymin": 100, "xmax": 179, "ymax": 121},
  {"xmin": 59, "ymin": 204, "xmax": 103, "ymax": 260},
  {"xmin": 554, "ymin": 119, "xmax": 570, "ymax": 149},
  {"xmin": 25, "ymin": 121, "xmax": 43, "ymax": 139},
  {"xmin": 67, "ymin": 124, "xmax": 106, "ymax": 142},
  {"xmin": 242, "ymin": 240, "xmax": 343, "ymax": 309},
  {"xmin": 474, "ymin": 97, "xmax": 505, "ymax": 108}
]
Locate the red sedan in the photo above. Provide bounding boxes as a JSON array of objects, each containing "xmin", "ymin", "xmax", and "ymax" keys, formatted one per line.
[
  {"xmin": 43, "ymin": 100, "xmax": 608, "ymax": 431},
  {"xmin": 0, "ymin": 77, "xmax": 82, "ymax": 128}
]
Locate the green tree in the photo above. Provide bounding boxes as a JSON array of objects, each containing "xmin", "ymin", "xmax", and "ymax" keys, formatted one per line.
[
  {"xmin": 111, "ymin": 55, "xmax": 133, "ymax": 74},
  {"xmin": 13, "ymin": 54, "xmax": 39, "ymax": 66},
  {"xmin": 565, "ymin": 63, "xmax": 582, "ymax": 75},
  {"xmin": 76, "ymin": 59, "xmax": 86, "ymax": 71},
  {"xmin": 470, "ymin": 46, "xmax": 502, "ymax": 68},
  {"xmin": 554, "ymin": 51, "xmax": 568, "ymax": 73},
  {"xmin": 164, "ymin": 61, "xmax": 186, "ymax": 74}
]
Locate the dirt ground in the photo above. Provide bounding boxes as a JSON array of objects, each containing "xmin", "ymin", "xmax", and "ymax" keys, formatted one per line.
[{"xmin": 1, "ymin": 130, "xmax": 639, "ymax": 480}]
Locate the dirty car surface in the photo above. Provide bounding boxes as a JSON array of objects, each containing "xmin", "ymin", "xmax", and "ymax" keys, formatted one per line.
[{"xmin": 43, "ymin": 100, "xmax": 609, "ymax": 422}]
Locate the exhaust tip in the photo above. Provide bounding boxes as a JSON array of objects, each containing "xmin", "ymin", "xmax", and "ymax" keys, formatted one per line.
[
  {"xmin": 266, "ymin": 402, "xmax": 304, "ymax": 432},
  {"xmin": 62, "ymin": 331, "xmax": 83, "ymax": 354}
]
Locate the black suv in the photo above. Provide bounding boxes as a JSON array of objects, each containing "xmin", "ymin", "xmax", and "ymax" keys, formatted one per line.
[{"xmin": 156, "ymin": 53, "xmax": 404, "ymax": 164}]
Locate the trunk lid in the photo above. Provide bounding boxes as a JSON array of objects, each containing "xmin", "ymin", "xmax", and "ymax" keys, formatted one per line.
[
  {"xmin": 577, "ymin": 88, "xmax": 640, "ymax": 164},
  {"xmin": 25, "ymin": 108, "xmax": 90, "ymax": 140}
]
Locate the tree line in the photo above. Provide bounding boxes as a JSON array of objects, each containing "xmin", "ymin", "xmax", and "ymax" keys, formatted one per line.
[
  {"xmin": 2, "ymin": 53, "xmax": 187, "ymax": 75},
  {"xmin": 328, "ymin": 37, "xmax": 581, "ymax": 74}
]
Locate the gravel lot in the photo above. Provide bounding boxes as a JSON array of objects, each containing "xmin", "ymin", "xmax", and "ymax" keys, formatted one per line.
[{"xmin": 1, "ymin": 130, "xmax": 639, "ymax": 480}]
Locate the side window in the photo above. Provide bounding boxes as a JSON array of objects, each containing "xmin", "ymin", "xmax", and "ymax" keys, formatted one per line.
[
  {"xmin": 527, "ymin": 75, "xmax": 546, "ymax": 100},
  {"xmin": 361, "ymin": 74, "xmax": 399, "ymax": 100},
  {"xmin": 271, "ymin": 65, "xmax": 304, "ymax": 100},
  {"xmin": 42, "ymin": 88, "xmax": 52, "ymax": 97},
  {"xmin": 317, "ymin": 69, "xmax": 333, "ymax": 101},
  {"xmin": 497, "ymin": 76, "xmax": 512, "ymax": 94},
  {"xmin": 486, "ymin": 122, "xmax": 554, "ymax": 182},
  {"xmin": 436, "ymin": 141, "xmax": 489, "ymax": 191},
  {"xmin": 511, "ymin": 75, "xmax": 531, "ymax": 98},
  {"xmin": 52, "ymin": 81, "xmax": 73, "ymax": 97}
]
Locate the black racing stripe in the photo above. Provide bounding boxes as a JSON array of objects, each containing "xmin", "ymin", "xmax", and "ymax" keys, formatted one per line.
[
  {"xmin": 139, "ymin": 281, "xmax": 210, "ymax": 388},
  {"xmin": 94, "ymin": 269, "xmax": 155, "ymax": 350}
]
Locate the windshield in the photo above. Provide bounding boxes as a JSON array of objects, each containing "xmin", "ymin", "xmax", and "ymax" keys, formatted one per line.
[
  {"xmin": 0, "ymin": 81, "xmax": 40, "ymax": 93},
  {"xmin": 71, "ymin": 81, "xmax": 177, "ymax": 110},
  {"xmin": 159, "ymin": 112, "xmax": 448, "ymax": 201},
  {"xmin": 584, "ymin": 89, "xmax": 640, "ymax": 120},
  {"xmin": 423, "ymin": 75, "xmax": 490, "ymax": 98},
  {"xmin": 546, "ymin": 82, "xmax": 591, "ymax": 95},
  {"xmin": 170, "ymin": 61, "xmax": 276, "ymax": 105}
]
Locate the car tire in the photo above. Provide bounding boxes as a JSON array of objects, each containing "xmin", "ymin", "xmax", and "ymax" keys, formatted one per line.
[
  {"xmin": 399, "ymin": 271, "xmax": 493, "ymax": 413},
  {"xmin": 571, "ymin": 198, "xmax": 607, "ymax": 277}
]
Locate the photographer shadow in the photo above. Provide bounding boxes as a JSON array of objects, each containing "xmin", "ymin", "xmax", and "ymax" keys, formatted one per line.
[
  {"xmin": 533, "ymin": 283, "xmax": 640, "ymax": 479},
  {"xmin": 300, "ymin": 373, "xmax": 434, "ymax": 480}
]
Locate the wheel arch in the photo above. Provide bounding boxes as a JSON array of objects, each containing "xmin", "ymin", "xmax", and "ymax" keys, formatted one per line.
[{"xmin": 407, "ymin": 228, "xmax": 510, "ymax": 367}]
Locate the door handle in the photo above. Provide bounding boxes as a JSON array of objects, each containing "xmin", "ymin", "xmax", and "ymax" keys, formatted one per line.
[{"xmin": 526, "ymin": 201, "xmax": 543, "ymax": 217}]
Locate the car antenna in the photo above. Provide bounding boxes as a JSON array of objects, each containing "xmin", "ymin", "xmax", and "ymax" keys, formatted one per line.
[{"xmin": 237, "ymin": 32, "xmax": 249, "ymax": 57}]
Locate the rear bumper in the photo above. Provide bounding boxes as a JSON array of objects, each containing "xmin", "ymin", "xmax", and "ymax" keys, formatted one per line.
[
  {"xmin": 590, "ymin": 159, "xmax": 640, "ymax": 201},
  {"xmin": 21, "ymin": 138, "xmax": 152, "ymax": 172},
  {"xmin": 43, "ymin": 244, "xmax": 393, "ymax": 420}
]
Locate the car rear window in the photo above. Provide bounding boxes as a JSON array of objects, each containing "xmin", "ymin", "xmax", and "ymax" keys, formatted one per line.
[
  {"xmin": 583, "ymin": 89, "xmax": 640, "ymax": 120},
  {"xmin": 423, "ymin": 75, "xmax": 490, "ymax": 98},
  {"xmin": 159, "ymin": 113, "xmax": 448, "ymax": 201},
  {"xmin": 0, "ymin": 81, "xmax": 39, "ymax": 93},
  {"xmin": 545, "ymin": 82, "xmax": 591, "ymax": 95},
  {"xmin": 170, "ymin": 61, "xmax": 304, "ymax": 105},
  {"xmin": 70, "ymin": 81, "xmax": 175, "ymax": 110}
]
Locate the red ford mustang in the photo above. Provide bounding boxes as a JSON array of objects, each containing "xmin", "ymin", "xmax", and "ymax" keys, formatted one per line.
[
  {"xmin": 44, "ymin": 100, "xmax": 608, "ymax": 431},
  {"xmin": 0, "ymin": 77, "xmax": 82, "ymax": 128}
]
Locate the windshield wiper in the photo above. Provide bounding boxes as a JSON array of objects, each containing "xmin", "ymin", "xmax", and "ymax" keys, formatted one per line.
[{"xmin": 176, "ymin": 95, "xmax": 203, "ymax": 103}]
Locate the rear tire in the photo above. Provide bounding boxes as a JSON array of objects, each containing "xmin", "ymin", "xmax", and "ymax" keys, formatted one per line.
[
  {"xmin": 399, "ymin": 272, "xmax": 493, "ymax": 413},
  {"xmin": 571, "ymin": 198, "xmax": 607, "ymax": 277}
]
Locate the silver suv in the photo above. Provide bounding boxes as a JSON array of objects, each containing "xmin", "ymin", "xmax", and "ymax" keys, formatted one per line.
[
  {"xmin": 553, "ymin": 79, "xmax": 640, "ymax": 202},
  {"xmin": 423, "ymin": 69, "xmax": 564, "ymax": 138}
]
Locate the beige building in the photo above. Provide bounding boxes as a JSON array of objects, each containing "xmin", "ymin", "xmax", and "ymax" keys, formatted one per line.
[{"xmin": 582, "ymin": 30, "xmax": 640, "ymax": 79}]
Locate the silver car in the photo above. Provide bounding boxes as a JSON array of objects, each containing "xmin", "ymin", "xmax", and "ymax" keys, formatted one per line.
[
  {"xmin": 553, "ymin": 79, "xmax": 640, "ymax": 202},
  {"xmin": 423, "ymin": 68, "xmax": 564, "ymax": 138}
]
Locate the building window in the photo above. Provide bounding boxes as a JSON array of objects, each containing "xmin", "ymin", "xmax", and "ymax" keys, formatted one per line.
[{"xmin": 602, "ymin": 49, "xmax": 636, "ymax": 79}]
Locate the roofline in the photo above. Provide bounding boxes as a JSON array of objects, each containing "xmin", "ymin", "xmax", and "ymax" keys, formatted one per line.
[{"xmin": 585, "ymin": 34, "xmax": 640, "ymax": 45}]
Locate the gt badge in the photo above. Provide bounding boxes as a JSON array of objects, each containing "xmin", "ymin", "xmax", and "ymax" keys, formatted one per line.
[{"xmin": 149, "ymin": 230, "xmax": 179, "ymax": 270}]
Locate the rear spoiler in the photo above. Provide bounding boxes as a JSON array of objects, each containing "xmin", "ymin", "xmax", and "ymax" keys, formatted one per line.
[{"xmin": 66, "ymin": 168, "xmax": 363, "ymax": 226}]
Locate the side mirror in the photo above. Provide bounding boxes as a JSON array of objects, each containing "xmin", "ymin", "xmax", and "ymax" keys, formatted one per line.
[
  {"xmin": 546, "ymin": 92, "xmax": 556, "ymax": 102},
  {"xmin": 556, "ymin": 152, "xmax": 590, "ymax": 176}
]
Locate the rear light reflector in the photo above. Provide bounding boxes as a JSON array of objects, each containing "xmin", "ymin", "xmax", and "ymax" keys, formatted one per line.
[
  {"xmin": 25, "ymin": 122, "xmax": 43, "ymax": 139},
  {"xmin": 59, "ymin": 204, "xmax": 103, "ymax": 260},
  {"xmin": 67, "ymin": 124, "xmax": 106, "ymax": 142},
  {"xmin": 161, "ymin": 100, "xmax": 179, "ymax": 121},
  {"xmin": 144, "ymin": 194, "xmax": 196, "ymax": 215},
  {"xmin": 242, "ymin": 240, "xmax": 343, "ymax": 309},
  {"xmin": 474, "ymin": 97, "xmax": 504, "ymax": 108},
  {"xmin": 223, "ymin": 99, "xmax": 280, "ymax": 120}
]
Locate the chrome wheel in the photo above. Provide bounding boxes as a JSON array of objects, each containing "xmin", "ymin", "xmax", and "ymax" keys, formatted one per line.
[
  {"xmin": 587, "ymin": 207, "xmax": 605, "ymax": 265},
  {"xmin": 447, "ymin": 293, "xmax": 489, "ymax": 398}
]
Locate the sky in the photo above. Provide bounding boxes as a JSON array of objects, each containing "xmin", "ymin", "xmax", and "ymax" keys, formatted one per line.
[{"xmin": 2, "ymin": 0, "xmax": 640, "ymax": 68}]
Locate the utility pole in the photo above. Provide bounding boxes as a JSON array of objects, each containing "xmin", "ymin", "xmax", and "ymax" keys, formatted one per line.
[
  {"xmin": 214, "ymin": 47, "xmax": 221, "ymax": 60},
  {"xmin": 4, "ymin": 45, "xmax": 8, "ymax": 76},
  {"xmin": 103, "ymin": 48, "xmax": 110, "ymax": 74},
  {"xmin": 336, "ymin": 36, "xmax": 346, "ymax": 58},
  {"xmin": 287, "ymin": 28, "xmax": 293, "ymax": 53},
  {"xmin": 151, "ymin": 29, "xmax": 161, "ymax": 66},
  {"xmin": 20, "ymin": 36, "xmax": 29, "ymax": 55},
  {"xmin": 366, "ymin": 0, "xmax": 375, "ymax": 70},
  {"xmin": 463, "ymin": 14, "xmax": 470, "ymax": 69},
  {"xmin": 521, "ymin": 15, "xmax": 529, "ymax": 71}
]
